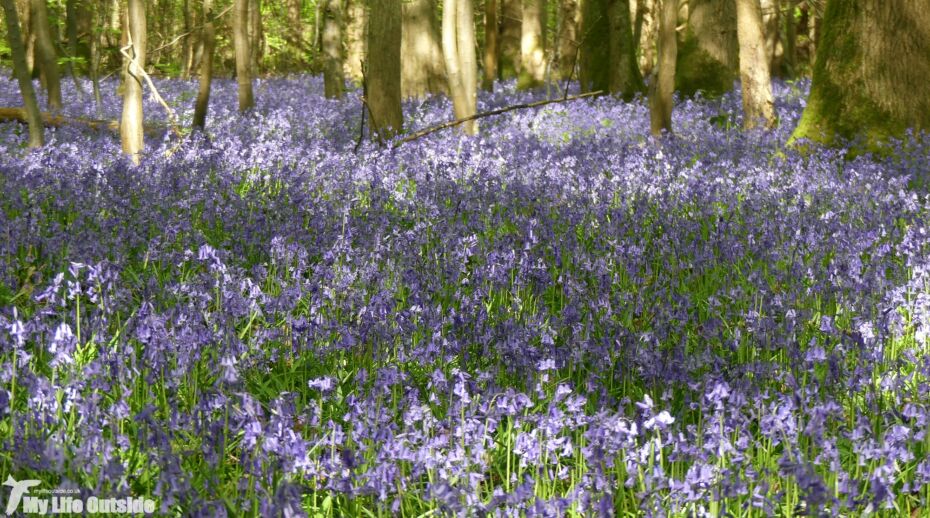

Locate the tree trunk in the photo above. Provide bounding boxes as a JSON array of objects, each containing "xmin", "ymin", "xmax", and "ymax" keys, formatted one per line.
[
  {"xmin": 632, "ymin": 0, "xmax": 657, "ymax": 78},
  {"xmin": 498, "ymin": 0, "xmax": 521, "ymax": 78},
  {"xmin": 401, "ymin": 0, "xmax": 446, "ymax": 97},
  {"xmin": 30, "ymin": 0, "xmax": 61, "ymax": 111},
  {"xmin": 482, "ymin": 0, "xmax": 499, "ymax": 89},
  {"xmin": 578, "ymin": 0, "xmax": 608, "ymax": 91},
  {"xmin": 181, "ymin": 0, "xmax": 194, "ymax": 79},
  {"xmin": 442, "ymin": 0, "xmax": 478, "ymax": 134},
  {"xmin": 368, "ymin": 0, "xmax": 403, "ymax": 137},
  {"xmin": 233, "ymin": 0, "xmax": 254, "ymax": 111},
  {"xmin": 2, "ymin": 0, "xmax": 44, "ymax": 147},
  {"xmin": 89, "ymin": 1, "xmax": 102, "ymax": 116},
  {"xmin": 736, "ymin": 0, "xmax": 775, "ymax": 128},
  {"xmin": 784, "ymin": 0, "xmax": 796, "ymax": 74},
  {"xmin": 760, "ymin": 0, "xmax": 781, "ymax": 74},
  {"xmin": 322, "ymin": 0, "xmax": 346, "ymax": 98},
  {"xmin": 791, "ymin": 0, "xmax": 930, "ymax": 149},
  {"xmin": 192, "ymin": 0, "xmax": 215, "ymax": 130},
  {"xmin": 676, "ymin": 0, "xmax": 738, "ymax": 97},
  {"xmin": 607, "ymin": 0, "xmax": 644, "ymax": 98},
  {"xmin": 344, "ymin": 0, "xmax": 367, "ymax": 83},
  {"xmin": 65, "ymin": 0, "xmax": 80, "ymax": 75},
  {"xmin": 518, "ymin": 0, "xmax": 545, "ymax": 88},
  {"xmin": 286, "ymin": 0, "xmax": 303, "ymax": 69},
  {"xmin": 650, "ymin": 0, "xmax": 676, "ymax": 135},
  {"xmin": 14, "ymin": 0, "xmax": 35, "ymax": 77},
  {"xmin": 248, "ymin": 0, "xmax": 263, "ymax": 76},
  {"xmin": 120, "ymin": 0, "xmax": 146, "ymax": 163},
  {"xmin": 556, "ymin": 0, "xmax": 579, "ymax": 79}
]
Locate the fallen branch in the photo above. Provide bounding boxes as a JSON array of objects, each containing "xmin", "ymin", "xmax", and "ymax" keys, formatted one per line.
[
  {"xmin": 0, "ymin": 107, "xmax": 165, "ymax": 136},
  {"xmin": 392, "ymin": 91, "xmax": 604, "ymax": 148}
]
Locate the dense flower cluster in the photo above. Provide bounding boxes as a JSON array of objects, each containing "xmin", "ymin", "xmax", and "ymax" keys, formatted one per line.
[{"xmin": 1, "ymin": 74, "xmax": 930, "ymax": 516}]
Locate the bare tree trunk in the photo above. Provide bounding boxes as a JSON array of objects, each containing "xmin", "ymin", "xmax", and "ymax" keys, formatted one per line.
[
  {"xmin": 632, "ymin": 0, "xmax": 657, "ymax": 77},
  {"xmin": 2, "ymin": 0, "xmax": 44, "ymax": 147},
  {"xmin": 736, "ymin": 0, "xmax": 775, "ymax": 128},
  {"xmin": 344, "ymin": 0, "xmax": 367, "ymax": 83},
  {"xmin": 89, "ymin": 2, "xmax": 102, "ymax": 115},
  {"xmin": 180, "ymin": 0, "xmax": 194, "ymax": 79},
  {"xmin": 192, "ymin": 0, "xmax": 215, "ymax": 130},
  {"xmin": 368, "ymin": 0, "xmax": 403, "ymax": 137},
  {"xmin": 233, "ymin": 0, "xmax": 254, "ymax": 111},
  {"xmin": 443, "ymin": 0, "xmax": 478, "ymax": 133},
  {"xmin": 650, "ymin": 0, "xmax": 676, "ymax": 135},
  {"xmin": 286, "ymin": 0, "xmax": 303, "ymax": 69},
  {"xmin": 677, "ymin": 0, "xmax": 738, "ymax": 96},
  {"xmin": 518, "ymin": 0, "xmax": 546, "ymax": 88},
  {"xmin": 120, "ymin": 0, "xmax": 146, "ymax": 163},
  {"xmin": 499, "ymin": 0, "xmax": 521, "ymax": 78},
  {"xmin": 608, "ymin": 0, "xmax": 644, "ymax": 98},
  {"xmin": 15, "ymin": 0, "xmax": 35, "ymax": 77},
  {"xmin": 322, "ymin": 0, "xmax": 346, "ymax": 98},
  {"xmin": 248, "ymin": 0, "xmax": 263, "ymax": 76},
  {"xmin": 482, "ymin": 0, "xmax": 499, "ymax": 89},
  {"xmin": 760, "ymin": 0, "xmax": 781, "ymax": 74},
  {"xmin": 401, "ymin": 0, "xmax": 446, "ymax": 97},
  {"xmin": 791, "ymin": 0, "xmax": 930, "ymax": 149},
  {"xmin": 578, "ymin": 0, "xmax": 607, "ymax": 90},
  {"xmin": 457, "ymin": 0, "xmax": 478, "ymax": 110},
  {"xmin": 30, "ymin": 0, "xmax": 61, "ymax": 111},
  {"xmin": 556, "ymin": 0, "xmax": 579, "ymax": 79}
]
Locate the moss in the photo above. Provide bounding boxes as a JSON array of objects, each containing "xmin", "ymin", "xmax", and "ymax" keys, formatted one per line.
[{"xmin": 675, "ymin": 37, "xmax": 737, "ymax": 98}]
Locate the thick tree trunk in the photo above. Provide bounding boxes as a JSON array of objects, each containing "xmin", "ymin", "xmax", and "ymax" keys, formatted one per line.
[
  {"xmin": 368, "ymin": 0, "xmax": 403, "ymax": 137},
  {"xmin": 322, "ymin": 0, "xmax": 346, "ymax": 98},
  {"xmin": 632, "ymin": 0, "xmax": 657, "ymax": 78},
  {"xmin": 677, "ymin": 0, "xmax": 738, "ymax": 96},
  {"xmin": 498, "ymin": 0, "xmax": 521, "ymax": 78},
  {"xmin": 442, "ymin": 0, "xmax": 478, "ymax": 134},
  {"xmin": 650, "ymin": 0, "xmax": 676, "ymax": 135},
  {"xmin": 401, "ymin": 0, "xmax": 446, "ymax": 98},
  {"xmin": 286, "ymin": 0, "xmax": 303, "ymax": 69},
  {"xmin": 344, "ymin": 0, "xmax": 367, "ymax": 83},
  {"xmin": 736, "ymin": 0, "xmax": 775, "ymax": 128},
  {"xmin": 607, "ymin": 0, "xmax": 644, "ymax": 98},
  {"xmin": 518, "ymin": 0, "xmax": 545, "ymax": 88},
  {"xmin": 578, "ymin": 0, "xmax": 608, "ymax": 91},
  {"xmin": 482, "ymin": 0, "xmax": 499, "ymax": 89},
  {"xmin": 791, "ymin": 0, "xmax": 930, "ymax": 149},
  {"xmin": 30, "ymin": 0, "xmax": 61, "ymax": 111},
  {"xmin": 2, "ymin": 0, "xmax": 44, "ymax": 147},
  {"xmin": 192, "ymin": 0, "xmax": 215, "ymax": 130},
  {"xmin": 120, "ymin": 0, "xmax": 146, "ymax": 163},
  {"xmin": 556, "ymin": 0, "xmax": 578, "ymax": 79},
  {"xmin": 233, "ymin": 0, "xmax": 254, "ymax": 111}
]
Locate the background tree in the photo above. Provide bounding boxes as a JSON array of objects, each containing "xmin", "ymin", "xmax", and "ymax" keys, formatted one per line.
[
  {"xmin": 120, "ymin": 0, "xmax": 146, "ymax": 162},
  {"xmin": 736, "ymin": 0, "xmax": 775, "ymax": 128},
  {"xmin": 676, "ymin": 0, "xmax": 738, "ymax": 97},
  {"xmin": 30, "ymin": 0, "xmax": 61, "ymax": 110},
  {"xmin": 233, "ymin": 0, "xmax": 255, "ymax": 111},
  {"xmin": 192, "ymin": 0, "xmax": 215, "ymax": 130},
  {"xmin": 482, "ymin": 0, "xmax": 499, "ymax": 89},
  {"xmin": 607, "ymin": 0, "xmax": 643, "ymax": 98},
  {"xmin": 367, "ymin": 0, "xmax": 403, "ymax": 137},
  {"xmin": 650, "ymin": 0, "xmax": 676, "ymax": 135},
  {"xmin": 442, "ymin": 0, "xmax": 478, "ymax": 133},
  {"xmin": 401, "ymin": 0, "xmax": 446, "ymax": 97},
  {"xmin": 1, "ymin": 0, "xmax": 43, "ymax": 147},
  {"xmin": 632, "ymin": 0, "xmax": 657, "ymax": 78},
  {"xmin": 555, "ymin": 0, "xmax": 578, "ymax": 79},
  {"xmin": 344, "ymin": 0, "xmax": 367, "ymax": 83},
  {"xmin": 791, "ymin": 0, "xmax": 930, "ymax": 149},
  {"xmin": 518, "ymin": 0, "xmax": 545, "ymax": 88},
  {"xmin": 498, "ymin": 0, "xmax": 521, "ymax": 78},
  {"xmin": 322, "ymin": 0, "xmax": 346, "ymax": 98}
]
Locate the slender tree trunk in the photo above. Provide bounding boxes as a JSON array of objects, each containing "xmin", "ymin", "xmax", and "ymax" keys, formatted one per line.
[
  {"xmin": 180, "ymin": 0, "xmax": 194, "ymax": 79},
  {"xmin": 578, "ymin": 0, "xmax": 608, "ymax": 91},
  {"xmin": 736, "ymin": 0, "xmax": 775, "ymax": 128},
  {"xmin": 322, "ymin": 0, "xmax": 346, "ymax": 98},
  {"xmin": 401, "ymin": 0, "xmax": 446, "ymax": 97},
  {"xmin": 286, "ymin": 0, "xmax": 303, "ymax": 69},
  {"xmin": 368, "ymin": 0, "xmax": 403, "ymax": 137},
  {"xmin": 556, "ymin": 0, "xmax": 578, "ymax": 79},
  {"xmin": 30, "ymin": 0, "xmax": 61, "ymax": 111},
  {"xmin": 791, "ymin": 0, "xmax": 930, "ymax": 149},
  {"xmin": 760, "ymin": 0, "xmax": 781, "ymax": 74},
  {"xmin": 233, "ymin": 0, "xmax": 254, "ymax": 111},
  {"xmin": 65, "ymin": 0, "xmax": 79, "ymax": 75},
  {"xmin": 458, "ymin": 0, "xmax": 478, "ymax": 111},
  {"xmin": 2, "ymin": 0, "xmax": 44, "ymax": 147},
  {"xmin": 650, "ymin": 0, "xmax": 676, "ymax": 135},
  {"xmin": 193, "ymin": 0, "xmax": 215, "ymax": 130},
  {"xmin": 89, "ymin": 2, "xmax": 102, "ymax": 115},
  {"xmin": 677, "ymin": 0, "xmax": 738, "ymax": 96},
  {"xmin": 120, "ymin": 0, "xmax": 146, "ymax": 163},
  {"xmin": 498, "ymin": 0, "xmax": 521, "ymax": 78},
  {"xmin": 15, "ymin": 0, "xmax": 35, "ymax": 77},
  {"xmin": 632, "ymin": 0, "xmax": 657, "ymax": 77},
  {"xmin": 248, "ymin": 0, "xmax": 263, "ymax": 76},
  {"xmin": 442, "ymin": 0, "xmax": 478, "ymax": 133},
  {"xmin": 482, "ymin": 0, "xmax": 499, "ymax": 89},
  {"xmin": 344, "ymin": 0, "xmax": 367, "ymax": 83},
  {"xmin": 608, "ymin": 0, "xmax": 644, "ymax": 98},
  {"xmin": 518, "ymin": 0, "xmax": 545, "ymax": 88}
]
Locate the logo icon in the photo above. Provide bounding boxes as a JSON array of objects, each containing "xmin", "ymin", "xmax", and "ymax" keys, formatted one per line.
[{"xmin": 4, "ymin": 475, "xmax": 41, "ymax": 515}]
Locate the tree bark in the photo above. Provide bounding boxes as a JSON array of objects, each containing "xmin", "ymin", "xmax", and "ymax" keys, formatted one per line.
[
  {"xmin": 401, "ymin": 0, "xmax": 446, "ymax": 98},
  {"xmin": 650, "ymin": 0, "xmax": 676, "ymax": 135},
  {"xmin": 233, "ymin": 0, "xmax": 254, "ymax": 111},
  {"xmin": 791, "ymin": 0, "xmax": 930, "ymax": 149},
  {"xmin": 344, "ymin": 0, "xmax": 367, "ymax": 83},
  {"xmin": 736, "ymin": 0, "xmax": 776, "ymax": 128},
  {"xmin": 632, "ymin": 0, "xmax": 657, "ymax": 78},
  {"xmin": 286, "ymin": 0, "xmax": 303, "ymax": 69},
  {"xmin": 442, "ymin": 0, "xmax": 478, "ymax": 134},
  {"xmin": 368, "ymin": 0, "xmax": 403, "ymax": 137},
  {"xmin": 555, "ymin": 0, "xmax": 579, "ymax": 79},
  {"xmin": 518, "ymin": 0, "xmax": 546, "ymax": 88},
  {"xmin": 482, "ymin": 0, "xmax": 499, "ymax": 89},
  {"xmin": 192, "ymin": 0, "xmax": 215, "ymax": 130},
  {"xmin": 322, "ymin": 0, "xmax": 346, "ymax": 98},
  {"xmin": 676, "ymin": 0, "xmax": 738, "ymax": 96},
  {"xmin": 498, "ymin": 0, "xmax": 521, "ymax": 78},
  {"xmin": 784, "ymin": 0, "xmax": 796, "ymax": 74},
  {"xmin": 30, "ymin": 0, "xmax": 61, "ymax": 111},
  {"xmin": 1, "ymin": 0, "xmax": 44, "ymax": 147},
  {"xmin": 180, "ymin": 0, "xmax": 194, "ymax": 79},
  {"xmin": 248, "ymin": 0, "xmax": 263, "ymax": 76},
  {"xmin": 607, "ymin": 0, "xmax": 644, "ymax": 99},
  {"xmin": 120, "ymin": 0, "xmax": 146, "ymax": 163}
]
